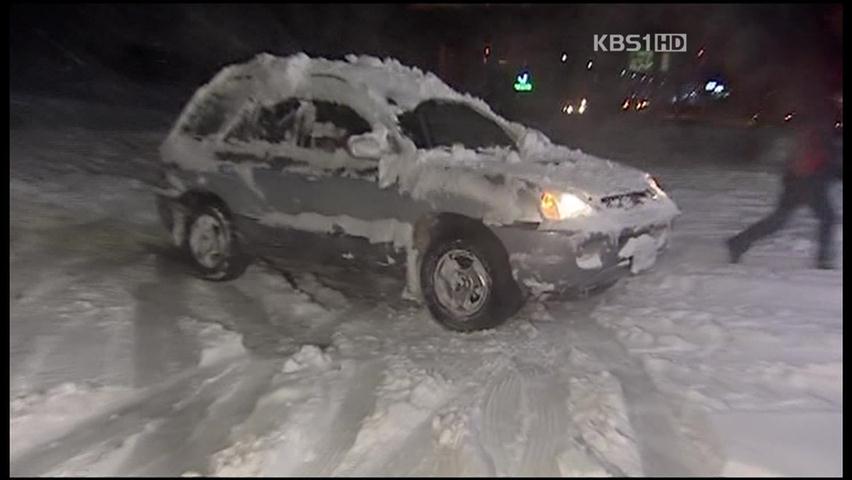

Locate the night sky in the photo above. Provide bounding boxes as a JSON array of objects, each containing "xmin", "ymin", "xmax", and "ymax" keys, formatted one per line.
[{"xmin": 10, "ymin": 4, "xmax": 842, "ymax": 111}]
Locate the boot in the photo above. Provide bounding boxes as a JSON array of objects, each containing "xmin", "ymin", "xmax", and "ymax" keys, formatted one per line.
[
  {"xmin": 726, "ymin": 237, "xmax": 746, "ymax": 264},
  {"xmin": 816, "ymin": 255, "xmax": 835, "ymax": 270}
]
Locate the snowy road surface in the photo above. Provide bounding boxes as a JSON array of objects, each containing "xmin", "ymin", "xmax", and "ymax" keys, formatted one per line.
[{"xmin": 10, "ymin": 108, "xmax": 842, "ymax": 476}]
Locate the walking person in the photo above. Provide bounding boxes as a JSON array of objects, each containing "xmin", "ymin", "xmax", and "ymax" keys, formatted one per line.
[{"xmin": 727, "ymin": 99, "xmax": 842, "ymax": 269}]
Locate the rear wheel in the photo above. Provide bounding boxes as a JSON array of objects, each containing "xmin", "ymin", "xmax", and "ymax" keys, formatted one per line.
[
  {"xmin": 184, "ymin": 203, "xmax": 250, "ymax": 281},
  {"xmin": 420, "ymin": 234, "xmax": 522, "ymax": 332}
]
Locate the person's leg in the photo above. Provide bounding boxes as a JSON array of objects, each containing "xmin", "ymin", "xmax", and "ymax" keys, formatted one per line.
[
  {"xmin": 809, "ymin": 180, "xmax": 836, "ymax": 269},
  {"xmin": 727, "ymin": 179, "xmax": 800, "ymax": 263}
]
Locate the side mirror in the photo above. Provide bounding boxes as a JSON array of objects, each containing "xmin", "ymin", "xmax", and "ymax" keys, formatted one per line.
[{"xmin": 346, "ymin": 133, "xmax": 384, "ymax": 159}]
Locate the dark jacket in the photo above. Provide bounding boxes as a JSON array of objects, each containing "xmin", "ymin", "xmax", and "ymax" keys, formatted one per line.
[{"xmin": 786, "ymin": 127, "xmax": 842, "ymax": 182}]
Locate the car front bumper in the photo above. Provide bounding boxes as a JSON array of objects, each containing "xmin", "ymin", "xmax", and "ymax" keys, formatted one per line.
[{"xmin": 493, "ymin": 222, "xmax": 672, "ymax": 298}]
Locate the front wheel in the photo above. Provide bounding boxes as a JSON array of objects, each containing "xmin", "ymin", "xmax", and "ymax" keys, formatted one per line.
[
  {"xmin": 184, "ymin": 203, "xmax": 250, "ymax": 281},
  {"xmin": 420, "ymin": 236, "xmax": 521, "ymax": 332}
]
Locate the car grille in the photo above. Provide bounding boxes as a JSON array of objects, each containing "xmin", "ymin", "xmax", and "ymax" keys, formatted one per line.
[{"xmin": 600, "ymin": 190, "xmax": 653, "ymax": 209}]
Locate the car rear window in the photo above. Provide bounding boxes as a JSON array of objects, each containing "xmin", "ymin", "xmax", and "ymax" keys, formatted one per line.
[{"xmin": 181, "ymin": 92, "xmax": 232, "ymax": 137}]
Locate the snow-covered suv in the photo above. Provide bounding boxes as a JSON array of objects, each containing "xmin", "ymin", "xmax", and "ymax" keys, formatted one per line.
[{"xmin": 155, "ymin": 53, "xmax": 679, "ymax": 331}]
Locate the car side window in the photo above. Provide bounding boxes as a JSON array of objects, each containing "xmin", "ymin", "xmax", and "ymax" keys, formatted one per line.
[
  {"xmin": 304, "ymin": 100, "xmax": 372, "ymax": 153},
  {"xmin": 411, "ymin": 100, "xmax": 516, "ymax": 150},
  {"xmin": 226, "ymin": 98, "xmax": 302, "ymax": 144},
  {"xmin": 398, "ymin": 110, "xmax": 429, "ymax": 149}
]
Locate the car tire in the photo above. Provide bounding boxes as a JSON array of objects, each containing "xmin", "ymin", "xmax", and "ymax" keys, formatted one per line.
[
  {"xmin": 420, "ymin": 233, "xmax": 522, "ymax": 332},
  {"xmin": 183, "ymin": 202, "xmax": 250, "ymax": 281}
]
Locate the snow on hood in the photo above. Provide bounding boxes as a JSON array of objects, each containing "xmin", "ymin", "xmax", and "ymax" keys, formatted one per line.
[
  {"xmin": 382, "ymin": 128, "xmax": 656, "ymax": 212},
  {"xmin": 506, "ymin": 128, "xmax": 653, "ymax": 197}
]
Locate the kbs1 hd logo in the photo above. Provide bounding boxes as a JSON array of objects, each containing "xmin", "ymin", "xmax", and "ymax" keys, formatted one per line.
[{"xmin": 593, "ymin": 34, "xmax": 687, "ymax": 52}]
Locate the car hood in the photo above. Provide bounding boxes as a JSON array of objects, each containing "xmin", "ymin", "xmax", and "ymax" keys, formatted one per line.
[
  {"xmin": 411, "ymin": 130, "xmax": 654, "ymax": 200},
  {"xmin": 513, "ymin": 128, "xmax": 652, "ymax": 197}
]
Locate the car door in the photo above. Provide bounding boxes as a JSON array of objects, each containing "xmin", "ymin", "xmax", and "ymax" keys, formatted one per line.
[
  {"xmin": 220, "ymin": 91, "xmax": 424, "ymax": 276},
  {"xmin": 210, "ymin": 96, "xmax": 304, "ymax": 220},
  {"xmin": 270, "ymin": 97, "xmax": 431, "ymax": 272}
]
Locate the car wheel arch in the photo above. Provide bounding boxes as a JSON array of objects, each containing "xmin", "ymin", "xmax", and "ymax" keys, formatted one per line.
[
  {"xmin": 178, "ymin": 190, "xmax": 232, "ymax": 217},
  {"xmin": 414, "ymin": 212, "xmax": 507, "ymax": 254},
  {"xmin": 408, "ymin": 212, "xmax": 513, "ymax": 294},
  {"xmin": 413, "ymin": 212, "xmax": 523, "ymax": 330}
]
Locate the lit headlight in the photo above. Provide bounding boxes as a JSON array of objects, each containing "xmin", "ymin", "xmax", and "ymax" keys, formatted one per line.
[
  {"xmin": 540, "ymin": 192, "xmax": 593, "ymax": 220},
  {"xmin": 646, "ymin": 174, "xmax": 668, "ymax": 198}
]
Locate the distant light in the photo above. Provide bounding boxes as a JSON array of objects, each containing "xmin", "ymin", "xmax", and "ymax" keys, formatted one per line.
[
  {"xmin": 566, "ymin": 105, "xmax": 574, "ymax": 114},
  {"xmin": 586, "ymin": 60, "xmax": 593, "ymax": 70},
  {"xmin": 705, "ymin": 81, "xmax": 718, "ymax": 91},
  {"xmin": 784, "ymin": 112, "xmax": 794, "ymax": 122},
  {"xmin": 620, "ymin": 69, "xmax": 626, "ymax": 76},
  {"xmin": 484, "ymin": 46, "xmax": 491, "ymax": 57},
  {"xmin": 578, "ymin": 98, "xmax": 587, "ymax": 114},
  {"xmin": 561, "ymin": 53, "xmax": 568, "ymax": 63},
  {"xmin": 621, "ymin": 98, "xmax": 630, "ymax": 110},
  {"xmin": 514, "ymin": 71, "xmax": 533, "ymax": 92},
  {"xmin": 697, "ymin": 48, "xmax": 704, "ymax": 58}
]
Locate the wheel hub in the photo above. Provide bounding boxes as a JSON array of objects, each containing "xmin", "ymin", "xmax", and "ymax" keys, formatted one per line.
[
  {"xmin": 189, "ymin": 214, "xmax": 228, "ymax": 269},
  {"xmin": 433, "ymin": 248, "xmax": 491, "ymax": 318}
]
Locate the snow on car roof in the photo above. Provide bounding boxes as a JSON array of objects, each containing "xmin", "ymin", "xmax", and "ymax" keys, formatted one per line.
[{"xmin": 174, "ymin": 52, "xmax": 507, "ymax": 138}]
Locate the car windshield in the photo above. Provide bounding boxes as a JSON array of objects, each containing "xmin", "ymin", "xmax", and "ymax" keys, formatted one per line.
[{"xmin": 398, "ymin": 99, "xmax": 517, "ymax": 150}]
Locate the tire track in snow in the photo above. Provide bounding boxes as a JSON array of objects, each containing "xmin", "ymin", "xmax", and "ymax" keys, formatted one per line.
[
  {"xmin": 476, "ymin": 359, "xmax": 618, "ymax": 477},
  {"xmin": 478, "ymin": 368, "xmax": 525, "ymax": 475},
  {"xmin": 293, "ymin": 361, "xmax": 383, "ymax": 476},
  {"xmin": 371, "ymin": 376, "xmax": 502, "ymax": 476},
  {"xmin": 127, "ymin": 360, "xmax": 281, "ymax": 475},
  {"xmin": 113, "ymin": 362, "xmax": 249, "ymax": 475},
  {"xmin": 560, "ymin": 308, "xmax": 724, "ymax": 476},
  {"xmin": 515, "ymin": 373, "xmax": 569, "ymax": 477},
  {"xmin": 11, "ymin": 357, "xmax": 245, "ymax": 476}
]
